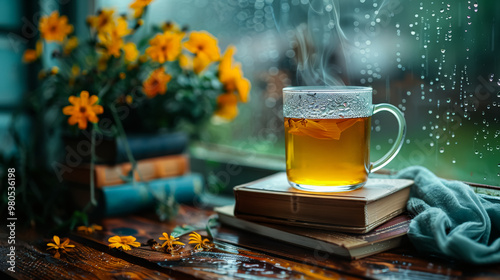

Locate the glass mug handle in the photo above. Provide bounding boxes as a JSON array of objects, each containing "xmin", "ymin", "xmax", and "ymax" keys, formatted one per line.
[{"xmin": 370, "ymin": 104, "xmax": 406, "ymax": 172}]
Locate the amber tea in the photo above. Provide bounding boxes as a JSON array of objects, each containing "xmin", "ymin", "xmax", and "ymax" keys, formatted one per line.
[
  {"xmin": 285, "ymin": 117, "xmax": 371, "ymax": 188},
  {"xmin": 283, "ymin": 86, "xmax": 406, "ymax": 192}
]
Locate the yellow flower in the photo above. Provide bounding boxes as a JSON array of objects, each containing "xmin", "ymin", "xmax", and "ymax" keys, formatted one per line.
[
  {"xmin": 193, "ymin": 52, "xmax": 212, "ymax": 74},
  {"xmin": 71, "ymin": 65, "xmax": 80, "ymax": 76},
  {"xmin": 146, "ymin": 31, "xmax": 183, "ymax": 63},
  {"xmin": 179, "ymin": 53, "xmax": 193, "ymax": 70},
  {"xmin": 162, "ymin": 21, "xmax": 181, "ymax": 33},
  {"xmin": 47, "ymin": 235, "xmax": 75, "ymax": 250},
  {"xmin": 22, "ymin": 40, "xmax": 43, "ymax": 63},
  {"xmin": 139, "ymin": 54, "xmax": 148, "ymax": 63},
  {"xmin": 98, "ymin": 53, "xmax": 109, "ymax": 71},
  {"xmin": 123, "ymin": 42, "xmax": 139, "ymax": 62},
  {"xmin": 77, "ymin": 224, "xmax": 103, "ymax": 235},
  {"xmin": 50, "ymin": 66, "xmax": 59, "ymax": 75},
  {"xmin": 87, "ymin": 9, "xmax": 115, "ymax": 34},
  {"xmin": 63, "ymin": 36, "xmax": 79, "ymax": 55},
  {"xmin": 219, "ymin": 46, "xmax": 250, "ymax": 103},
  {"xmin": 188, "ymin": 232, "xmax": 212, "ymax": 250},
  {"xmin": 142, "ymin": 67, "xmax": 171, "ymax": 98},
  {"xmin": 62, "ymin": 91, "xmax": 104, "ymax": 130},
  {"xmin": 214, "ymin": 92, "xmax": 239, "ymax": 121},
  {"xmin": 98, "ymin": 17, "xmax": 131, "ymax": 57},
  {"xmin": 130, "ymin": 0, "xmax": 153, "ymax": 18},
  {"xmin": 183, "ymin": 31, "xmax": 220, "ymax": 73},
  {"xmin": 159, "ymin": 232, "xmax": 185, "ymax": 251},
  {"xmin": 38, "ymin": 70, "xmax": 46, "ymax": 80},
  {"xmin": 184, "ymin": 31, "xmax": 220, "ymax": 61},
  {"xmin": 126, "ymin": 95, "xmax": 133, "ymax": 104},
  {"xmin": 39, "ymin": 11, "xmax": 73, "ymax": 42},
  {"xmin": 22, "ymin": 49, "xmax": 37, "ymax": 63},
  {"xmin": 108, "ymin": 235, "xmax": 141, "ymax": 251}
]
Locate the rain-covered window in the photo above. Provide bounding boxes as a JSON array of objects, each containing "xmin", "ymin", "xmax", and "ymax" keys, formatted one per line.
[{"xmin": 99, "ymin": 0, "xmax": 499, "ymax": 186}]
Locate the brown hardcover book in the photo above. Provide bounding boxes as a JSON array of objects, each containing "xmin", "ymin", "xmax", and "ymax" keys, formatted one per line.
[
  {"xmin": 234, "ymin": 172, "xmax": 413, "ymax": 233},
  {"xmin": 64, "ymin": 154, "xmax": 189, "ymax": 187},
  {"xmin": 216, "ymin": 205, "xmax": 410, "ymax": 259}
]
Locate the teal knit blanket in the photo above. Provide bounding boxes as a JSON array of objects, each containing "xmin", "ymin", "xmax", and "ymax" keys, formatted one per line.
[{"xmin": 396, "ymin": 166, "xmax": 500, "ymax": 264}]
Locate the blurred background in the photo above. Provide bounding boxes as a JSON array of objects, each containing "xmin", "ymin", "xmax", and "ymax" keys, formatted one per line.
[{"xmin": 1, "ymin": 0, "xmax": 499, "ymax": 190}]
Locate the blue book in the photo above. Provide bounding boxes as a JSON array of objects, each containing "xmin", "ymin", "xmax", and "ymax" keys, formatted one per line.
[
  {"xmin": 63, "ymin": 132, "xmax": 189, "ymax": 164},
  {"xmin": 69, "ymin": 173, "xmax": 204, "ymax": 217},
  {"xmin": 114, "ymin": 132, "xmax": 188, "ymax": 163}
]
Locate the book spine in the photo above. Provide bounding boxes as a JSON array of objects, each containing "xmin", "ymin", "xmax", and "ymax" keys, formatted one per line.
[
  {"xmin": 100, "ymin": 173, "xmax": 203, "ymax": 216},
  {"xmin": 115, "ymin": 132, "xmax": 188, "ymax": 163},
  {"xmin": 64, "ymin": 155, "xmax": 190, "ymax": 187}
]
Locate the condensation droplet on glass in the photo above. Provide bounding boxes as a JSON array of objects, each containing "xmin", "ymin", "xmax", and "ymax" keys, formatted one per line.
[
  {"xmin": 446, "ymin": 98, "xmax": 451, "ymax": 103},
  {"xmin": 474, "ymin": 150, "xmax": 479, "ymax": 155},
  {"xmin": 452, "ymin": 158, "xmax": 456, "ymax": 164},
  {"xmin": 441, "ymin": 49, "xmax": 446, "ymax": 53},
  {"xmin": 430, "ymin": 142, "xmax": 435, "ymax": 147},
  {"xmin": 376, "ymin": 145, "xmax": 381, "ymax": 150},
  {"xmin": 439, "ymin": 147, "xmax": 444, "ymax": 153}
]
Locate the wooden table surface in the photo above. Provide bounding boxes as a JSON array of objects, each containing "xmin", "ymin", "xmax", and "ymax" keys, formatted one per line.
[{"xmin": 2, "ymin": 205, "xmax": 499, "ymax": 280}]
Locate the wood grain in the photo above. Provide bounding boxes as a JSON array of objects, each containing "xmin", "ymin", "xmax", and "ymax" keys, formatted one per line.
[
  {"xmin": 0, "ymin": 240, "xmax": 175, "ymax": 280},
  {"xmin": 72, "ymin": 208, "xmax": 363, "ymax": 279},
  {"xmin": 216, "ymin": 219, "xmax": 500, "ymax": 279},
  {"xmin": 3, "ymin": 205, "xmax": 500, "ymax": 280}
]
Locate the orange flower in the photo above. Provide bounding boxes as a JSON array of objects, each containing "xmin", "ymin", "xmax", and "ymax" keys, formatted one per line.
[
  {"xmin": 77, "ymin": 224, "xmax": 103, "ymax": 235},
  {"xmin": 123, "ymin": 42, "xmax": 139, "ymax": 62},
  {"xmin": 179, "ymin": 53, "xmax": 193, "ymax": 70},
  {"xmin": 62, "ymin": 91, "xmax": 104, "ymax": 130},
  {"xmin": 219, "ymin": 46, "xmax": 250, "ymax": 103},
  {"xmin": 87, "ymin": 9, "xmax": 115, "ymax": 34},
  {"xmin": 183, "ymin": 31, "xmax": 220, "ymax": 73},
  {"xmin": 63, "ymin": 36, "xmax": 79, "ymax": 55},
  {"xmin": 188, "ymin": 232, "xmax": 212, "ymax": 250},
  {"xmin": 22, "ymin": 40, "xmax": 43, "ymax": 63},
  {"xmin": 146, "ymin": 32, "xmax": 183, "ymax": 63},
  {"xmin": 108, "ymin": 236, "xmax": 141, "ymax": 251},
  {"xmin": 97, "ymin": 53, "xmax": 109, "ymax": 71},
  {"xmin": 98, "ymin": 17, "xmax": 131, "ymax": 57},
  {"xmin": 47, "ymin": 235, "xmax": 75, "ymax": 250},
  {"xmin": 214, "ymin": 93, "xmax": 239, "ymax": 121},
  {"xmin": 39, "ymin": 11, "xmax": 73, "ymax": 42},
  {"xmin": 162, "ymin": 21, "xmax": 181, "ymax": 33},
  {"xmin": 184, "ymin": 31, "xmax": 220, "ymax": 61},
  {"xmin": 159, "ymin": 232, "xmax": 185, "ymax": 251},
  {"xmin": 143, "ymin": 67, "xmax": 171, "ymax": 98},
  {"xmin": 130, "ymin": 0, "xmax": 153, "ymax": 18}
]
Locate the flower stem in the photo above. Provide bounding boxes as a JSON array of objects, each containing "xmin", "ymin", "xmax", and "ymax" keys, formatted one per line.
[{"xmin": 90, "ymin": 124, "xmax": 97, "ymax": 206}]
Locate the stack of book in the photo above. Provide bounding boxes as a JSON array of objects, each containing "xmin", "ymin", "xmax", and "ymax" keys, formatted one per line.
[
  {"xmin": 66, "ymin": 132, "xmax": 203, "ymax": 216},
  {"xmin": 216, "ymin": 172, "xmax": 414, "ymax": 259}
]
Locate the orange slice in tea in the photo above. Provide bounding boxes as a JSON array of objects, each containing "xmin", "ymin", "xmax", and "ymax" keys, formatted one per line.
[{"xmin": 285, "ymin": 118, "xmax": 361, "ymax": 140}]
